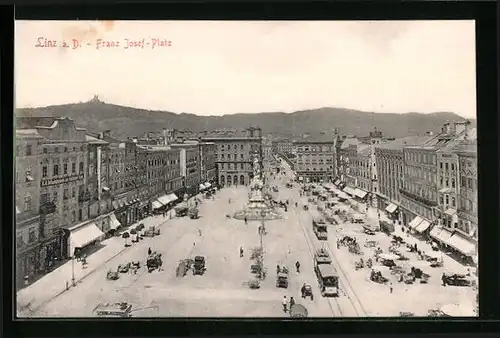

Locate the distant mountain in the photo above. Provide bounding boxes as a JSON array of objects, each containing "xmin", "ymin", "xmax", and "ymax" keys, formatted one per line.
[{"xmin": 15, "ymin": 101, "xmax": 475, "ymax": 140}]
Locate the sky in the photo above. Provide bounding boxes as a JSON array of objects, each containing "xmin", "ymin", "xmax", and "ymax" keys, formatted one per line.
[{"xmin": 15, "ymin": 20, "xmax": 476, "ymax": 118}]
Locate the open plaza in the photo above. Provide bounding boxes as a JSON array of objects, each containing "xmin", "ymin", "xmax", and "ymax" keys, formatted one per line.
[{"xmin": 17, "ymin": 157, "xmax": 477, "ymax": 318}]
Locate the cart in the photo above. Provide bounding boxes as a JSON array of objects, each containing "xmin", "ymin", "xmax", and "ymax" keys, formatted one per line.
[
  {"xmin": 301, "ymin": 284, "xmax": 314, "ymax": 300},
  {"xmin": 289, "ymin": 304, "xmax": 308, "ymax": 318},
  {"xmin": 106, "ymin": 270, "xmax": 119, "ymax": 280},
  {"xmin": 147, "ymin": 252, "xmax": 162, "ymax": 272},
  {"xmin": 118, "ymin": 263, "xmax": 131, "ymax": 273}
]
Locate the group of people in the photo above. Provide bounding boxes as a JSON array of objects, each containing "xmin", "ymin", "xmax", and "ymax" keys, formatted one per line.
[{"xmin": 282, "ymin": 295, "xmax": 296, "ymax": 313}]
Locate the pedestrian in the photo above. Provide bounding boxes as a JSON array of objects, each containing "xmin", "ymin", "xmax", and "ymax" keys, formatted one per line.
[
  {"xmin": 244, "ymin": 217, "xmax": 247, "ymax": 224},
  {"xmin": 240, "ymin": 247, "xmax": 244, "ymax": 258},
  {"xmin": 336, "ymin": 240, "xmax": 340, "ymax": 249},
  {"xmin": 148, "ymin": 247, "xmax": 152, "ymax": 255},
  {"xmin": 290, "ymin": 296, "xmax": 295, "ymax": 308},
  {"xmin": 389, "ymin": 282, "xmax": 393, "ymax": 294},
  {"xmin": 301, "ymin": 283, "xmax": 306, "ymax": 298},
  {"xmin": 198, "ymin": 229, "xmax": 202, "ymax": 237},
  {"xmin": 442, "ymin": 273, "xmax": 446, "ymax": 286},
  {"xmin": 295, "ymin": 261, "xmax": 300, "ymax": 273},
  {"xmin": 282, "ymin": 296, "xmax": 288, "ymax": 313}
]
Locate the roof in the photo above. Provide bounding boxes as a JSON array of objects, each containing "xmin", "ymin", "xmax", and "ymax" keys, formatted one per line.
[
  {"xmin": 340, "ymin": 138, "xmax": 359, "ymax": 150},
  {"xmin": 102, "ymin": 136, "xmax": 124, "ymax": 144},
  {"xmin": 16, "ymin": 116, "xmax": 56, "ymax": 129},
  {"xmin": 293, "ymin": 133, "xmax": 334, "ymax": 144},
  {"xmin": 376, "ymin": 136, "xmax": 433, "ymax": 151},
  {"xmin": 318, "ymin": 263, "xmax": 338, "ymax": 277},
  {"xmin": 137, "ymin": 145, "xmax": 176, "ymax": 152},
  {"xmin": 86, "ymin": 134, "xmax": 108, "ymax": 145},
  {"xmin": 452, "ymin": 141, "xmax": 477, "ymax": 155},
  {"xmin": 15, "ymin": 129, "xmax": 44, "ymax": 139},
  {"xmin": 357, "ymin": 144, "xmax": 371, "ymax": 155}
]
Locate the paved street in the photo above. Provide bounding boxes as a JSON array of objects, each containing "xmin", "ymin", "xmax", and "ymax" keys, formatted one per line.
[
  {"xmin": 20, "ymin": 185, "xmax": 335, "ymax": 317},
  {"xmin": 18, "ymin": 160, "xmax": 476, "ymax": 318},
  {"xmin": 275, "ymin": 159, "xmax": 477, "ymax": 317}
]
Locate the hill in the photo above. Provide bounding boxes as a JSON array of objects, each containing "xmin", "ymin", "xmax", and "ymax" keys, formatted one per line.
[{"xmin": 15, "ymin": 101, "xmax": 474, "ymax": 139}]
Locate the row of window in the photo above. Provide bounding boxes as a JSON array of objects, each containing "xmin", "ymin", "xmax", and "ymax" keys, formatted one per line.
[
  {"xmin": 405, "ymin": 166, "xmax": 436, "ymax": 182},
  {"xmin": 439, "ymin": 161, "xmax": 456, "ymax": 172},
  {"xmin": 219, "ymin": 163, "xmax": 246, "ymax": 170},
  {"xmin": 220, "ymin": 144, "xmax": 246, "ymax": 151},
  {"xmin": 220, "ymin": 175, "xmax": 246, "ymax": 185},
  {"xmin": 401, "ymin": 197, "xmax": 433, "ymax": 221},
  {"xmin": 401, "ymin": 181, "xmax": 436, "ymax": 202},
  {"xmin": 296, "ymin": 146, "xmax": 333, "ymax": 152},
  {"xmin": 220, "ymin": 153, "xmax": 245, "ymax": 160},
  {"xmin": 16, "ymin": 144, "xmax": 86, "ymax": 157},
  {"xmin": 41, "ymin": 162, "xmax": 84, "ymax": 178},
  {"xmin": 404, "ymin": 151, "xmax": 436, "ymax": 165}
]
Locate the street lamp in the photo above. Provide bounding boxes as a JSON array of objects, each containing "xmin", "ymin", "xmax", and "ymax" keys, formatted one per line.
[{"xmin": 71, "ymin": 254, "xmax": 76, "ymax": 286}]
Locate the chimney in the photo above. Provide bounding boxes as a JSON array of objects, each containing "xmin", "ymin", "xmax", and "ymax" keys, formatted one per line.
[{"xmin": 454, "ymin": 120, "xmax": 470, "ymax": 136}]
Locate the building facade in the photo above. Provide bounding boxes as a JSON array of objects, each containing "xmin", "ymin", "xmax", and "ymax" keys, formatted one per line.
[
  {"xmin": 338, "ymin": 137, "xmax": 359, "ymax": 185},
  {"xmin": 15, "ymin": 129, "xmax": 43, "ymax": 287},
  {"xmin": 170, "ymin": 143, "xmax": 201, "ymax": 196},
  {"xmin": 292, "ymin": 135, "xmax": 335, "ymax": 183},
  {"xmin": 355, "ymin": 145, "xmax": 371, "ymax": 193},
  {"xmin": 202, "ymin": 127, "xmax": 263, "ymax": 187},
  {"xmin": 375, "ymin": 136, "xmax": 432, "ymax": 220},
  {"xmin": 455, "ymin": 142, "xmax": 478, "ymax": 255},
  {"xmin": 198, "ymin": 141, "xmax": 217, "ymax": 185}
]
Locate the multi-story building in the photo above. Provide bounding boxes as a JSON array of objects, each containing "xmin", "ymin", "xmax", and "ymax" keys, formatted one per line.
[
  {"xmin": 400, "ymin": 121, "xmax": 474, "ymax": 236},
  {"xmin": 15, "ymin": 129, "xmax": 43, "ymax": 287},
  {"xmin": 202, "ymin": 127, "xmax": 263, "ymax": 187},
  {"xmin": 338, "ymin": 136, "xmax": 359, "ymax": 186},
  {"xmin": 292, "ymin": 134, "xmax": 335, "ymax": 183},
  {"xmin": 375, "ymin": 135, "xmax": 433, "ymax": 220},
  {"xmin": 170, "ymin": 142, "xmax": 201, "ymax": 196},
  {"xmin": 453, "ymin": 141, "xmax": 478, "ymax": 259},
  {"xmin": 262, "ymin": 137, "xmax": 273, "ymax": 168},
  {"xmin": 355, "ymin": 145, "xmax": 371, "ymax": 198},
  {"xmin": 198, "ymin": 141, "xmax": 217, "ymax": 186},
  {"xmin": 16, "ymin": 117, "xmax": 96, "ymax": 260},
  {"xmin": 272, "ymin": 138, "xmax": 293, "ymax": 155}
]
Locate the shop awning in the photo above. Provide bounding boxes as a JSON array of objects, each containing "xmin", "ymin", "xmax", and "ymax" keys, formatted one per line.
[
  {"xmin": 385, "ymin": 203, "xmax": 398, "ymax": 214},
  {"xmin": 408, "ymin": 216, "xmax": 423, "ymax": 229},
  {"xmin": 152, "ymin": 200, "xmax": 163, "ymax": 210},
  {"xmin": 336, "ymin": 191, "xmax": 350, "ymax": 200},
  {"xmin": 430, "ymin": 226, "xmax": 453, "ymax": 244},
  {"xmin": 354, "ymin": 188, "xmax": 368, "ymax": 199},
  {"xmin": 168, "ymin": 193, "xmax": 179, "ymax": 203},
  {"xmin": 447, "ymin": 233, "xmax": 476, "ymax": 256},
  {"xmin": 415, "ymin": 219, "xmax": 431, "ymax": 233},
  {"xmin": 108, "ymin": 213, "xmax": 121, "ymax": 230},
  {"xmin": 343, "ymin": 186, "xmax": 356, "ymax": 196},
  {"xmin": 156, "ymin": 194, "xmax": 170, "ymax": 206},
  {"xmin": 204, "ymin": 182, "xmax": 212, "ymax": 189},
  {"xmin": 70, "ymin": 222, "xmax": 104, "ymax": 255},
  {"xmin": 445, "ymin": 208, "xmax": 457, "ymax": 217}
]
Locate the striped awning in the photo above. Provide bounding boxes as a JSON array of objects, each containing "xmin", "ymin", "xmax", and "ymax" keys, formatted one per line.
[
  {"xmin": 408, "ymin": 216, "xmax": 423, "ymax": 229},
  {"xmin": 385, "ymin": 203, "xmax": 398, "ymax": 214}
]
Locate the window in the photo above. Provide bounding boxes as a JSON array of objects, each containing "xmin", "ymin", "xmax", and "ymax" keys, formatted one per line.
[
  {"xmin": 240, "ymin": 154, "xmax": 244, "ymax": 159},
  {"xmin": 53, "ymin": 191, "xmax": 58, "ymax": 201},
  {"xmin": 42, "ymin": 166, "xmax": 48, "ymax": 178},
  {"xmin": 241, "ymin": 144, "xmax": 244, "ymax": 150},
  {"xmin": 451, "ymin": 178, "xmax": 455, "ymax": 188},
  {"xmin": 25, "ymin": 169, "xmax": 34, "ymax": 182},
  {"xmin": 467, "ymin": 178, "xmax": 473, "ymax": 189},
  {"xmin": 228, "ymin": 145, "xmax": 231, "ymax": 151},
  {"xmin": 24, "ymin": 195, "xmax": 32, "ymax": 211},
  {"xmin": 440, "ymin": 162, "xmax": 443, "ymax": 169},
  {"xmin": 72, "ymin": 210, "xmax": 76, "ymax": 222},
  {"xmin": 452, "ymin": 197, "xmax": 456, "ymax": 207},
  {"xmin": 63, "ymin": 163, "xmax": 68, "ymax": 174},
  {"xmin": 445, "ymin": 163, "xmax": 448, "ymax": 171},
  {"xmin": 439, "ymin": 196, "xmax": 444, "ymax": 205},
  {"xmin": 445, "ymin": 178, "xmax": 449, "ymax": 187},
  {"xmin": 241, "ymin": 163, "xmax": 244, "ymax": 169},
  {"xmin": 221, "ymin": 154, "xmax": 225, "ymax": 159},
  {"xmin": 26, "ymin": 145, "xmax": 32, "ymax": 155},
  {"xmin": 17, "ymin": 234, "xmax": 24, "ymax": 248},
  {"xmin": 53, "ymin": 164, "xmax": 59, "ymax": 176},
  {"xmin": 72, "ymin": 162, "xmax": 76, "ymax": 173},
  {"xmin": 79, "ymin": 162, "xmax": 84, "ymax": 172},
  {"xmin": 28, "ymin": 228, "xmax": 36, "ymax": 243},
  {"xmin": 43, "ymin": 147, "xmax": 47, "ymax": 153},
  {"xmin": 445, "ymin": 195, "xmax": 449, "ymax": 205},
  {"xmin": 63, "ymin": 188, "xmax": 69, "ymax": 200},
  {"xmin": 451, "ymin": 163, "xmax": 455, "ymax": 171},
  {"xmin": 72, "ymin": 188, "xmax": 76, "ymax": 198},
  {"xmin": 55, "ymin": 147, "xmax": 59, "ymax": 153}
]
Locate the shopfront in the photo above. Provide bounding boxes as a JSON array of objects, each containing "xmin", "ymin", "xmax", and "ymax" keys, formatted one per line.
[{"xmin": 384, "ymin": 202, "xmax": 400, "ymax": 221}]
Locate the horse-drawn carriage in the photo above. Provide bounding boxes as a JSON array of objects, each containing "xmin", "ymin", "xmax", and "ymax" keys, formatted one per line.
[
  {"xmin": 370, "ymin": 269, "xmax": 389, "ymax": 284},
  {"xmin": 147, "ymin": 252, "xmax": 162, "ymax": 272},
  {"xmin": 348, "ymin": 243, "xmax": 363, "ymax": 255},
  {"xmin": 106, "ymin": 270, "xmax": 119, "ymax": 280}
]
